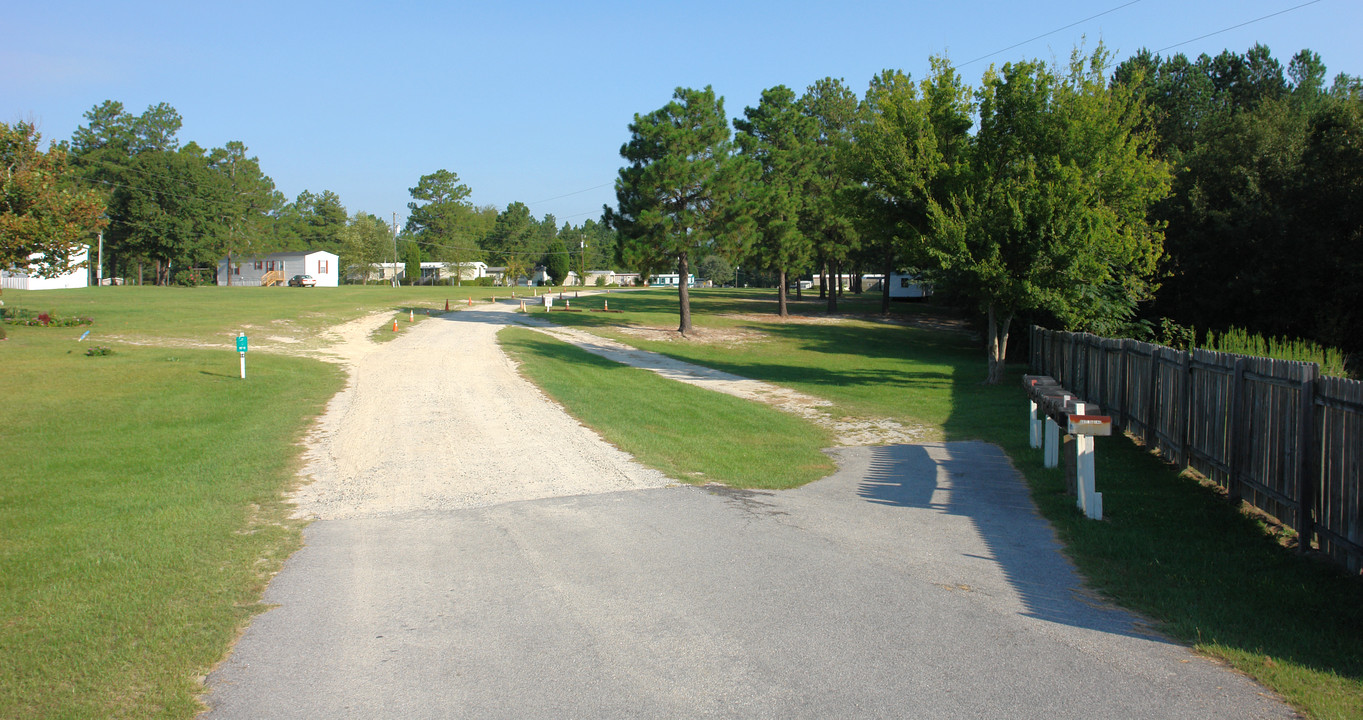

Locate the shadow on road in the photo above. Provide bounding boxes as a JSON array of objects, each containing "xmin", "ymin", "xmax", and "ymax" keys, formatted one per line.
[{"xmin": 856, "ymin": 441, "xmax": 1159, "ymax": 640}]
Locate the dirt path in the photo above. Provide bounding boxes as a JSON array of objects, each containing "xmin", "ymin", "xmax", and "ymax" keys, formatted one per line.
[{"xmin": 288, "ymin": 305, "xmax": 670, "ymax": 520}]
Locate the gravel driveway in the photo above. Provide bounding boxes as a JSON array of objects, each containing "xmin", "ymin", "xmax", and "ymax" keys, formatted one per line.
[{"xmin": 200, "ymin": 303, "xmax": 1294, "ymax": 719}]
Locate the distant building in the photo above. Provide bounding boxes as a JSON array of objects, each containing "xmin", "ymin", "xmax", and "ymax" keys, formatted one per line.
[{"xmin": 218, "ymin": 250, "xmax": 339, "ymax": 287}]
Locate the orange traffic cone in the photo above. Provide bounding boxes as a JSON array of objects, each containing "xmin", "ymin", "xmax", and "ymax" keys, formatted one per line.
[
  {"xmin": 445, "ymin": 299, "xmax": 450, "ymax": 311},
  {"xmin": 566, "ymin": 299, "xmax": 570, "ymax": 309},
  {"xmin": 604, "ymin": 299, "xmax": 608, "ymax": 311},
  {"xmin": 519, "ymin": 300, "xmax": 526, "ymax": 312},
  {"xmin": 409, "ymin": 309, "xmax": 414, "ymax": 322},
  {"xmin": 392, "ymin": 319, "xmax": 398, "ymax": 331},
  {"xmin": 467, "ymin": 297, "xmax": 472, "ymax": 306}
]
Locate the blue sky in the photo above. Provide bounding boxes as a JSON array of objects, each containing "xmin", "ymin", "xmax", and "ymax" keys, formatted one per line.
[{"xmin": 5, "ymin": 0, "xmax": 1360, "ymax": 228}]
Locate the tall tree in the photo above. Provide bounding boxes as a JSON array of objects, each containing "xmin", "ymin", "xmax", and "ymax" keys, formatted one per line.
[
  {"xmin": 799, "ymin": 78, "xmax": 861, "ymax": 312},
  {"xmin": 407, "ymin": 170, "xmax": 480, "ymax": 284},
  {"xmin": 207, "ymin": 141, "xmax": 279, "ymax": 284},
  {"xmin": 931, "ymin": 48, "xmax": 1171, "ymax": 383},
  {"xmin": 483, "ymin": 201, "xmax": 537, "ymax": 283},
  {"xmin": 609, "ymin": 86, "xmax": 754, "ymax": 333},
  {"xmin": 1, "ymin": 122, "xmax": 108, "ymax": 277},
  {"xmin": 69, "ymin": 101, "xmax": 187, "ymax": 281},
  {"xmin": 735, "ymin": 84, "xmax": 815, "ymax": 317}
]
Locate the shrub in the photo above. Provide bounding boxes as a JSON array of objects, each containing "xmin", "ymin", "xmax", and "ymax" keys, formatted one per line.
[
  {"xmin": 84, "ymin": 345, "xmax": 114, "ymax": 357},
  {"xmin": 1202, "ymin": 326, "xmax": 1348, "ymax": 377}
]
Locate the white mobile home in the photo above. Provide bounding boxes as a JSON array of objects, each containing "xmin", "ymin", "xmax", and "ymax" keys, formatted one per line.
[
  {"xmin": 218, "ymin": 251, "xmax": 339, "ymax": 287},
  {"xmin": 1, "ymin": 247, "xmax": 90, "ymax": 290},
  {"xmin": 888, "ymin": 272, "xmax": 931, "ymax": 299}
]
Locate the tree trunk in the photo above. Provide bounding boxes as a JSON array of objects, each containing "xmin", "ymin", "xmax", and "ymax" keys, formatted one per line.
[
  {"xmin": 818, "ymin": 258, "xmax": 827, "ymax": 300},
  {"xmin": 795, "ymin": 275, "xmax": 802, "ymax": 300},
  {"xmin": 777, "ymin": 269, "xmax": 788, "ymax": 318},
  {"xmin": 827, "ymin": 259, "xmax": 839, "ymax": 313},
  {"xmin": 985, "ymin": 303, "xmax": 1013, "ymax": 385},
  {"xmin": 677, "ymin": 252, "xmax": 692, "ymax": 334},
  {"xmin": 226, "ymin": 252, "xmax": 233, "ymax": 287}
]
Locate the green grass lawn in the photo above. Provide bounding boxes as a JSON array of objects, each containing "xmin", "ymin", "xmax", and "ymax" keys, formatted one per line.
[
  {"xmin": 0, "ymin": 284, "xmax": 497, "ymax": 718},
  {"xmin": 532, "ymin": 287, "xmax": 1363, "ymax": 720},
  {"xmin": 500, "ymin": 327, "xmax": 834, "ymax": 488}
]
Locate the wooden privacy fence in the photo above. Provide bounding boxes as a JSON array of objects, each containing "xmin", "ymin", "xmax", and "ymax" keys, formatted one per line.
[{"xmin": 1030, "ymin": 326, "xmax": 1363, "ymax": 573}]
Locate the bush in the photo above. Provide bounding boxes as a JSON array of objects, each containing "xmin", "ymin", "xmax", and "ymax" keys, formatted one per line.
[
  {"xmin": 594, "ymin": 276, "xmax": 607, "ymax": 287},
  {"xmin": 84, "ymin": 345, "xmax": 114, "ymax": 357}
]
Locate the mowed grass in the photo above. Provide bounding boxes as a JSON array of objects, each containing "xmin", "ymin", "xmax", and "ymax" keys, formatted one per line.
[
  {"xmin": 538, "ymin": 287, "xmax": 1363, "ymax": 720},
  {"xmin": 0, "ymin": 284, "xmax": 493, "ymax": 718},
  {"xmin": 499, "ymin": 327, "xmax": 834, "ymax": 488}
]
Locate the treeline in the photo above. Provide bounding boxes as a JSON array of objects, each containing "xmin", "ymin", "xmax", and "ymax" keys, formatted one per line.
[
  {"xmin": 1115, "ymin": 46, "xmax": 1363, "ymax": 359},
  {"xmin": 397, "ymin": 170, "xmax": 619, "ymax": 286},
  {"xmin": 607, "ymin": 43, "xmax": 1362, "ymax": 379},
  {"xmin": 4, "ymin": 100, "xmax": 621, "ymax": 286}
]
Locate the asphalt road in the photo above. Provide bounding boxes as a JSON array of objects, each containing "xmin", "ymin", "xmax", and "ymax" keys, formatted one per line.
[{"xmin": 202, "ymin": 440, "xmax": 1292, "ymax": 718}]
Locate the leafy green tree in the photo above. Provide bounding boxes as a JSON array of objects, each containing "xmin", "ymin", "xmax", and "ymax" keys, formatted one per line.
[
  {"xmin": 798, "ymin": 78, "xmax": 861, "ymax": 312},
  {"xmin": 735, "ymin": 84, "xmax": 815, "ymax": 317},
  {"xmin": 207, "ymin": 142, "xmax": 280, "ymax": 284},
  {"xmin": 696, "ymin": 254, "xmax": 733, "ymax": 285},
  {"xmin": 69, "ymin": 101, "xmax": 187, "ymax": 281},
  {"xmin": 544, "ymin": 239, "xmax": 569, "ymax": 286},
  {"xmin": 339, "ymin": 212, "xmax": 392, "ymax": 283},
  {"xmin": 608, "ymin": 86, "xmax": 754, "ymax": 333},
  {"xmin": 1, "ymin": 122, "xmax": 108, "ymax": 277},
  {"xmin": 402, "ymin": 240, "xmax": 422, "ymax": 285},
  {"xmin": 406, "ymin": 170, "xmax": 480, "ymax": 284},
  {"xmin": 852, "ymin": 60, "xmax": 972, "ymax": 314},
  {"xmin": 106, "ymin": 144, "xmax": 226, "ymax": 284},
  {"xmin": 482, "ymin": 202, "xmax": 535, "ymax": 265},
  {"xmin": 931, "ymin": 48, "xmax": 1171, "ymax": 383}
]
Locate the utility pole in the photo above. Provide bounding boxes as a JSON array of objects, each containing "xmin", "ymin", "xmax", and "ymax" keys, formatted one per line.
[{"xmin": 392, "ymin": 212, "xmax": 399, "ymax": 287}]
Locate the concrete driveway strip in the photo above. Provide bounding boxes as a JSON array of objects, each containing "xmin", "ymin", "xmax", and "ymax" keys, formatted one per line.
[{"xmin": 201, "ymin": 305, "xmax": 1293, "ymax": 719}]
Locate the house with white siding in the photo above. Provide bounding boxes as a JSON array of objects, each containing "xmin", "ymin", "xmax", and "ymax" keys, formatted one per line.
[
  {"xmin": 1, "ymin": 247, "xmax": 91, "ymax": 290},
  {"xmin": 218, "ymin": 251, "xmax": 339, "ymax": 287}
]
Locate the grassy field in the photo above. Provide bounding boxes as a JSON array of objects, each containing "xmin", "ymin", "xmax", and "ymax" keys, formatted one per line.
[
  {"xmin": 528, "ymin": 287, "xmax": 1363, "ymax": 720},
  {"xmin": 0, "ymin": 284, "xmax": 498, "ymax": 718}
]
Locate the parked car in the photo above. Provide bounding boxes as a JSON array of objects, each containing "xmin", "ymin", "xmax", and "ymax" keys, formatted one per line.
[{"xmin": 288, "ymin": 274, "xmax": 317, "ymax": 287}]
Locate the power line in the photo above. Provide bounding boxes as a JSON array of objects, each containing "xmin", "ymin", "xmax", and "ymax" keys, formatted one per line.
[
  {"xmin": 957, "ymin": 0, "xmax": 1144, "ymax": 68},
  {"xmin": 1154, "ymin": 0, "xmax": 1323, "ymax": 54},
  {"xmin": 528, "ymin": 182, "xmax": 613, "ymax": 205}
]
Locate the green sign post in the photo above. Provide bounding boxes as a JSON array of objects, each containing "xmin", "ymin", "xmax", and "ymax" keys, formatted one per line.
[{"xmin": 237, "ymin": 333, "xmax": 248, "ymax": 379}]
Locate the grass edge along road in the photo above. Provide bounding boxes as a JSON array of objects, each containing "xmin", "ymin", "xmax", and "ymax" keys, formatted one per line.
[
  {"xmin": 0, "ymin": 285, "xmax": 492, "ymax": 719},
  {"xmin": 524, "ymin": 288, "xmax": 1363, "ymax": 720}
]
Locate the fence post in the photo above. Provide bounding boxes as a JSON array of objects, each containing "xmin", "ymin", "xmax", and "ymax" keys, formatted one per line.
[
  {"xmin": 1179, "ymin": 350, "xmax": 1193, "ymax": 467},
  {"xmin": 1146, "ymin": 345, "xmax": 1159, "ymax": 449},
  {"xmin": 1118, "ymin": 340, "xmax": 1130, "ymax": 431},
  {"xmin": 1228, "ymin": 357, "xmax": 1246, "ymax": 504},
  {"xmin": 1297, "ymin": 363, "xmax": 1319, "ymax": 553}
]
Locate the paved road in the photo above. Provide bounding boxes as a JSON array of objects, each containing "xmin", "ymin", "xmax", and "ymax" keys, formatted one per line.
[{"xmin": 201, "ymin": 308, "xmax": 1293, "ymax": 719}]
